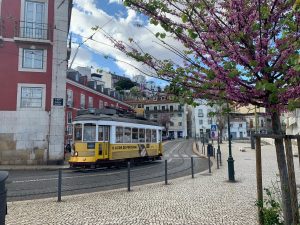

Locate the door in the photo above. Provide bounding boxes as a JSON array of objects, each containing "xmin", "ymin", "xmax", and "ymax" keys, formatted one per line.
[
  {"xmin": 239, "ymin": 132, "xmax": 243, "ymax": 139},
  {"xmin": 98, "ymin": 126, "xmax": 110, "ymax": 159},
  {"xmin": 24, "ymin": 1, "xmax": 45, "ymax": 39}
]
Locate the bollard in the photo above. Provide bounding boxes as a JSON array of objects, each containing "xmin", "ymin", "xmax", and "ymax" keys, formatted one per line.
[
  {"xmin": 218, "ymin": 145, "xmax": 222, "ymax": 166},
  {"xmin": 213, "ymin": 147, "xmax": 216, "ymax": 159},
  {"xmin": 165, "ymin": 159, "xmax": 168, "ymax": 185},
  {"xmin": 0, "ymin": 171, "xmax": 8, "ymax": 225},
  {"xmin": 57, "ymin": 169, "xmax": 62, "ymax": 202},
  {"xmin": 127, "ymin": 161, "xmax": 131, "ymax": 192},
  {"xmin": 208, "ymin": 154, "xmax": 211, "ymax": 173},
  {"xmin": 191, "ymin": 157, "xmax": 194, "ymax": 179},
  {"xmin": 217, "ymin": 152, "xmax": 220, "ymax": 169}
]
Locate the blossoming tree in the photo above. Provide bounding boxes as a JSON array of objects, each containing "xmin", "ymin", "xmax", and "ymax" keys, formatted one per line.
[{"xmin": 106, "ymin": 1, "xmax": 300, "ymax": 223}]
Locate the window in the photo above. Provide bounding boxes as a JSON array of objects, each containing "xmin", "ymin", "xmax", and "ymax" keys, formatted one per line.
[
  {"xmin": 116, "ymin": 127, "xmax": 123, "ymax": 143},
  {"xmin": 66, "ymin": 89, "xmax": 73, "ymax": 107},
  {"xmin": 80, "ymin": 94, "xmax": 85, "ymax": 109},
  {"xmin": 146, "ymin": 107, "xmax": 149, "ymax": 111},
  {"xmin": 261, "ymin": 120, "xmax": 264, "ymax": 127},
  {"xmin": 23, "ymin": 0, "xmax": 47, "ymax": 39},
  {"xmin": 67, "ymin": 125, "xmax": 72, "ymax": 135},
  {"xmin": 139, "ymin": 129, "xmax": 145, "ymax": 142},
  {"xmin": 124, "ymin": 127, "xmax": 131, "ymax": 143},
  {"xmin": 99, "ymin": 100, "xmax": 104, "ymax": 109},
  {"xmin": 83, "ymin": 123, "xmax": 96, "ymax": 142},
  {"xmin": 152, "ymin": 130, "xmax": 157, "ymax": 142},
  {"xmin": 154, "ymin": 106, "xmax": 157, "ymax": 111},
  {"xmin": 132, "ymin": 128, "xmax": 138, "ymax": 142},
  {"xmin": 198, "ymin": 109, "xmax": 203, "ymax": 117},
  {"xmin": 98, "ymin": 126, "xmax": 104, "ymax": 141},
  {"xmin": 162, "ymin": 106, "xmax": 165, "ymax": 111},
  {"xmin": 67, "ymin": 112, "xmax": 72, "ymax": 124},
  {"xmin": 239, "ymin": 123, "xmax": 243, "ymax": 128},
  {"xmin": 178, "ymin": 122, "xmax": 182, "ymax": 126},
  {"xmin": 23, "ymin": 49, "xmax": 43, "ymax": 69},
  {"xmin": 88, "ymin": 96, "xmax": 93, "ymax": 108},
  {"xmin": 20, "ymin": 87, "xmax": 43, "ymax": 108},
  {"xmin": 153, "ymin": 114, "xmax": 158, "ymax": 119},
  {"xmin": 74, "ymin": 124, "xmax": 82, "ymax": 141},
  {"xmin": 103, "ymin": 126, "xmax": 109, "ymax": 141},
  {"xmin": 146, "ymin": 129, "xmax": 151, "ymax": 142},
  {"xmin": 170, "ymin": 105, "xmax": 173, "ymax": 111},
  {"xmin": 178, "ymin": 113, "xmax": 182, "ymax": 117},
  {"xmin": 178, "ymin": 105, "xmax": 182, "ymax": 111},
  {"xmin": 199, "ymin": 120, "xmax": 203, "ymax": 125},
  {"xmin": 250, "ymin": 119, "xmax": 254, "ymax": 128},
  {"xmin": 170, "ymin": 121, "xmax": 174, "ymax": 126}
]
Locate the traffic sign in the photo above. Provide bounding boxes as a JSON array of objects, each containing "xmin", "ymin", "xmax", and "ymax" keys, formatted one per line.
[{"xmin": 211, "ymin": 124, "xmax": 217, "ymax": 131}]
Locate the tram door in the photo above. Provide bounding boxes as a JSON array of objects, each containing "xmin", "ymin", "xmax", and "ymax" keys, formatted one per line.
[{"xmin": 98, "ymin": 126, "xmax": 110, "ymax": 159}]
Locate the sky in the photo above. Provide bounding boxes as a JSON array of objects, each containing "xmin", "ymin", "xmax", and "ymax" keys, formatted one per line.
[{"xmin": 69, "ymin": 0, "xmax": 185, "ymax": 88}]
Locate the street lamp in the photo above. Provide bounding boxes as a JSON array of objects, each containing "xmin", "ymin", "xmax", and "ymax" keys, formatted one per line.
[{"xmin": 227, "ymin": 102, "xmax": 235, "ymax": 181}]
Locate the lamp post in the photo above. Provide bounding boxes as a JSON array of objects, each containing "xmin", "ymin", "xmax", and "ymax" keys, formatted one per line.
[{"xmin": 227, "ymin": 102, "xmax": 235, "ymax": 181}]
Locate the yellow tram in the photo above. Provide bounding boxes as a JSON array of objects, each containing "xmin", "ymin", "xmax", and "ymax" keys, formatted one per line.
[{"xmin": 69, "ymin": 109, "xmax": 164, "ymax": 168}]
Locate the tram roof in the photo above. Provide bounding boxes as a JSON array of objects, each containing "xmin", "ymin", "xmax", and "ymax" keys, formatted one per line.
[{"xmin": 74, "ymin": 114, "xmax": 161, "ymax": 127}]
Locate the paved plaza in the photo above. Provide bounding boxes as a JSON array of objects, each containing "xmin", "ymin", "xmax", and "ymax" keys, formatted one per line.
[{"xmin": 6, "ymin": 141, "xmax": 300, "ymax": 225}]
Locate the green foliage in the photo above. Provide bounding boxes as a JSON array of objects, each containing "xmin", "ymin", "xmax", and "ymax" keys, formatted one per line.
[
  {"xmin": 115, "ymin": 79, "xmax": 137, "ymax": 91},
  {"xmin": 256, "ymin": 188, "xmax": 283, "ymax": 225}
]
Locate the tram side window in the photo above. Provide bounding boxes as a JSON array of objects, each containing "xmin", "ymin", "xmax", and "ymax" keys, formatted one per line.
[
  {"xmin": 146, "ymin": 129, "xmax": 151, "ymax": 142},
  {"xmin": 83, "ymin": 123, "xmax": 96, "ymax": 142},
  {"xmin": 124, "ymin": 127, "xmax": 131, "ymax": 143},
  {"xmin": 159, "ymin": 130, "xmax": 162, "ymax": 142},
  {"xmin": 116, "ymin": 127, "xmax": 123, "ymax": 143},
  {"xmin": 132, "ymin": 128, "xmax": 138, "ymax": 143},
  {"xmin": 98, "ymin": 126, "xmax": 104, "ymax": 141},
  {"xmin": 74, "ymin": 124, "xmax": 82, "ymax": 141},
  {"xmin": 139, "ymin": 129, "xmax": 145, "ymax": 143},
  {"xmin": 152, "ymin": 129, "xmax": 157, "ymax": 142}
]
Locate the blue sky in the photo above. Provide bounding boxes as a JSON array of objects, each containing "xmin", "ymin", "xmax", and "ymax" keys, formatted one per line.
[{"xmin": 69, "ymin": 0, "xmax": 183, "ymax": 88}]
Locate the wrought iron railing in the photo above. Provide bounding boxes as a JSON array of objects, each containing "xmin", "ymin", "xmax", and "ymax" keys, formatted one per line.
[{"xmin": 15, "ymin": 21, "xmax": 51, "ymax": 40}]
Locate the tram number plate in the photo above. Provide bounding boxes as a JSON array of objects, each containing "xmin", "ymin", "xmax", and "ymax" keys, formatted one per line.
[{"xmin": 87, "ymin": 142, "xmax": 95, "ymax": 149}]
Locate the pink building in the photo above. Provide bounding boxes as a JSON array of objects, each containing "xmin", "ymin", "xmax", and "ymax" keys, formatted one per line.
[{"xmin": 0, "ymin": 0, "xmax": 72, "ymax": 164}]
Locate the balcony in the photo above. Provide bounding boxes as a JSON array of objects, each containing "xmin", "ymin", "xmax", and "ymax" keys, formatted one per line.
[{"xmin": 14, "ymin": 21, "xmax": 52, "ymax": 43}]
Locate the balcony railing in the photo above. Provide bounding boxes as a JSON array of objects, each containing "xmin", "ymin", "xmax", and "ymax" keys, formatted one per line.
[{"xmin": 15, "ymin": 21, "xmax": 51, "ymax": 41}]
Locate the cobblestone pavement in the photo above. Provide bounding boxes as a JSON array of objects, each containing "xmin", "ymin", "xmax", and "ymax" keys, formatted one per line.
[{"xmin": 6, "ymin": 141, "xmax": 300, "ymax": 225}]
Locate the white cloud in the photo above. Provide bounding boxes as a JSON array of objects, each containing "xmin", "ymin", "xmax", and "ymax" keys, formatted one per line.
[
  {"xmin": 108, "ymin": 0, "xmax": 123, "ymax": 4},
  {"xmin": 70, "ymin": 0, "xmax": 186, "ymax": 80}
]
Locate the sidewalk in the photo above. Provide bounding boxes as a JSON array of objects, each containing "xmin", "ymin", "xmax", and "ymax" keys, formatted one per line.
[{"xmin": 6, "ymin": 141, "xmax": 299, "ymax": 225}]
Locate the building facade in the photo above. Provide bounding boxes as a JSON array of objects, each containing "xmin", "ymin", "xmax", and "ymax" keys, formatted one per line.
[
  {"xmin": 125, "ymin": 98, "xmax": 190, "ymax": 139},
  {"xmin": 65, "ymin": 74, "xmax": 132, "ymax": 145},
  {"xmin": 0, "ymin": 0, "xmax": 72, "ymax": 164}
]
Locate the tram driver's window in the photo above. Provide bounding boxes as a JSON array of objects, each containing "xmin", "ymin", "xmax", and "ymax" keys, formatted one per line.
[
  {"xmin": 139, "ymin": 129, "xmax": 145, "ymax": 143},
  {"xmin": 132, "ymin": 128, "xmax": 138, "ymax": 143},
  {"xmin": 98, "ymin": 126, "xmax": 104, "ymax": 141},
  {"xmin": 152, "ymin": 129, "xmax": 157, "ymax": 142},
  {"xmin": 104, "ymin": 126, "xmax": 109, "ymax": 142},
  {"xmin": 116, "ymin": 127, "xmax": 123, "ymax": 143},
  {"xmin": 146, "ymin": 129, "xmax": 151, "ymax": 142},
  {"xmin": 74, "ymin": 124, "xmax": 82, "ymax": 141},
  {"xmin": 83, "ymin": 123, "xmax": 96, "ymax": 142}
]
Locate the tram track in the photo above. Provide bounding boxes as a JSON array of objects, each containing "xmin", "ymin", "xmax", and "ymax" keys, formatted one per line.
[{"xmin": 7, "ymin": 140, "xmax": 208, "ymax": 201}]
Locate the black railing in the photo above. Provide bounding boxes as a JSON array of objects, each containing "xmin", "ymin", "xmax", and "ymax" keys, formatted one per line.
[{"xmin": 15, "ymin": 21, "xmax": 51, "ymax": 40}]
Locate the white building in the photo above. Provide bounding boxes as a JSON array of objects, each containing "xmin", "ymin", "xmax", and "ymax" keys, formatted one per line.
[
  {"xmin": 284, "ymin": 109, "xmax": 300, "ymax": 135},
  {"xmin": 224, "ymin": 117, "xmax": 247, "ymax": 140},
  {"xmin": 193, "ymin": 100, "xmax": 217, "ymax": 139}
]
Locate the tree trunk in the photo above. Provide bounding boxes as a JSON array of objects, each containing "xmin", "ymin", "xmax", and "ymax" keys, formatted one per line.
[{"xmin": 271, "ymin": 111, "xmax": 293, "ymax": 225}]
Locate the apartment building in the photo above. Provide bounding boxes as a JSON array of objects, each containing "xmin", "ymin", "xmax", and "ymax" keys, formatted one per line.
[{"xmin": 0, "ymin": 0, "xmax": 72, "ymax": 164}]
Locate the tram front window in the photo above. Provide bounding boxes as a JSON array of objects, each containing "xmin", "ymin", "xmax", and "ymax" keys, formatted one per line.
[
  {"xmin": 74, "ymin": 124, "xmax": 82, "ymax": 141},
  {"xmin": 83, "ymin": 123, "xmax": 96, "ymax": 142}
]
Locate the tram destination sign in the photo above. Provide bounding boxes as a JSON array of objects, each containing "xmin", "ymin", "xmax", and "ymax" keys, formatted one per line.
[{"xmin": 53, "ymin": 98, "xmax": 64, "ymax": 106}]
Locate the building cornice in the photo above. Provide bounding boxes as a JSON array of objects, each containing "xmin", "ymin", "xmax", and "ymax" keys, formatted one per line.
[{"xmin": 67, "ymin": 79, "xmax": 132, "ymax": 108}]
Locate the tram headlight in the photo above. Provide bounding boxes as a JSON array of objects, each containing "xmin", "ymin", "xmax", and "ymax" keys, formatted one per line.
[{"xmin": 74, "ymin": 151, "xmax": 78, "ymax": 157}]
